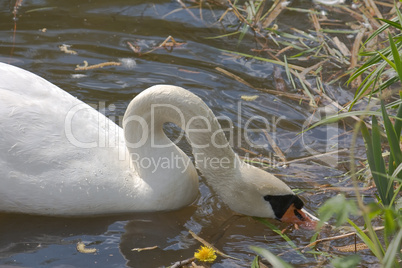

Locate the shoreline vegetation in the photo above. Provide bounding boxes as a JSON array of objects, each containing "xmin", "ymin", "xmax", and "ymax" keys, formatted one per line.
[{"xmin": 9, "ymin": 0, "xmax": 402, "ymax": 267}]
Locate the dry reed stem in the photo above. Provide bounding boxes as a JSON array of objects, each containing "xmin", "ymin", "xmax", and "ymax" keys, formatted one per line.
[
  {"xmin": 141, "ymin": 36, "xmax": 186, "ymax": 55},
  {"xmin": 127, "ymin": 41, "xmax": 141, "ymax": 54},
  {"xmin": 338, "ymin": 5, "xmax": 364, "ymax": 21},
  {"xmin": 317, "ymin": 185, "xmax": 374, "ymax": 193},
  {"xmin": 350, "ymin": 27, "xmax": 366, "ymax": 88},
  {"xmin": 239, "ymin": 147, "xmax": 259, "ymax": 156},
  {"xmin": 261, "ymin": 0, "xmax": 289, "ymax": 29},
  {"xmin": 275, "ymin": 46, "xmax": 293, "ymax": 57},
  {"xmin": 293, "ymin": 61, "xmax": 373, "ymax": 130},
  {"xmin": 310, "ymin": 12, "xmax": 324, "ymax": 44},
  {"xmin": 226, "ymin": 0, "xmax": 260, "ymax": 34},
  {"xmin": 374, "ymin": 1, "xmax": 394, "ymax": 8},
  {"xmin": 334, "ymin": 242, "xmax": 370, "ymax": 252},
  {"xmin": 364, "ymin": 0, "xmax": 383, "ymax": 19},
  {"xmin": 215, "ymin": 66, "xmax": 311, "ymax": 101},
  {"xmin": 303, "ymin": 226, "xmax": 384, "ymax": 249},
  {"xmin": 189, "ymin": 230, "xmax": 241, "ymax": 261},
  {"xmin": 263, "ymin": 129, "xmax": 287, "ymax": 163},
  {"xmin": 280, "ymin": 149, "xmax": 348, "ymax": 166},
  {"xmin": 170, "ymin": 257, "xmax": 196, "ymax": 268},
  {"xmin": 215, "ymin": 67, "xmax": 253, "ymax": 88},
  {"xmin": 332, "ymin": 37, "xmax": 351, "ymax": 57},
  {"xmin": 11, "ymin": 0, "xmax": 24, "ymax": 58},
  {"xmin": 359, "ymin": 4, "xmax": 381, "ymax": 29},
  {"xmin": 131, "ymin": 245, "xmax": 158, "ymax": 252},
  {"xmin": 350, "ymin": 27, "xmax": 366, "ymax": 70},
  {"xmin": 259, "ymin": 88, "xmax": 313, "ymax": 101},
  {"xmin": 176, "ymin": 0, "xmax": 199, "ymax": 21}
]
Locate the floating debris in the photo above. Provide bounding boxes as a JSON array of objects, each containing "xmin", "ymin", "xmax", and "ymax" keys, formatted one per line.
[
  {"xmin": 75, "ymin": 60, "xmax": 121, "ymax": 71},
  {"xmin": 71, "ymin": 74, "xmax": 87, "ymax": 79},
  {"xmin": 241, "ymin": 95, "xmax": 259, "ymax": 101},
  {"xmin": 131, "ymin": 245, "xmax": 158, "ymax": 252},
  {"xmin": 314, "ymin": 0, "xmax": 345, "ymax": 5},
  {"xmin": 76, "ymin": 242, "xmax": 97, "ymax": 254},
  {"xmin": 129, "ymin": 36, "xmax": 187, "ymax": 56},
  {"xmin": 59, "ymin": 44, "xmax": 77, "ymax": 55}
]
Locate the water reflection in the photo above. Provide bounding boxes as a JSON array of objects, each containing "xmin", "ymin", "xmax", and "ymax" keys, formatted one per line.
[{"xmin": 0, "ymin": 206, "xmax": 268, "ymax": 267}]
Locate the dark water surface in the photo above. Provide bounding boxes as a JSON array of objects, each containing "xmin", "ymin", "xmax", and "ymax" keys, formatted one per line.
[{"xmin": 0, "ymin": 0, "xmax": 373, "ymax": 267}]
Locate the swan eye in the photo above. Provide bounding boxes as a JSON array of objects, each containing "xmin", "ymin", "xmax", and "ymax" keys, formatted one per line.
[{"xmin": 263, "ymin": 194, "xmax": 304, "ymax": 220}]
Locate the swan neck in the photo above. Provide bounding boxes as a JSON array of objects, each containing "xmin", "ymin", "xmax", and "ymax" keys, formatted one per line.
[{"xmin": 123, "ymin": 85, "xmax": 239, "ymax": 181}]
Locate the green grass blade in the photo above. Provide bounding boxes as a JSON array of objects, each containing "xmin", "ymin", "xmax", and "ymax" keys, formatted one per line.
[
  {"xmin": 378, "ymin": 76, "xmax": 399, "ymax": 92},
  {"xmin": 361, "ymin": 122, "xmax": 380, "ymax": 187},
  {"xmin": 381, "ymin": 100, "xmax": 401, "ymax": 203},
  {"xmin": 254, "ymin": 218, "xmax": 304, "ymax": 257},
  {"xmin": 396, "ymin": 6, "xmax": 402, "ymax": 28},
  {"xmin": 204, "ymin": 31, "xmax": 240, "ymax": 39},
  {"xmin": 388, "ymin": 33, "xmax": 402, "ymax": 79},
  {"xmin": 284, "ymin": 56, "xmax": 296, "ymax": 90},
  {"xmin": 250, "ymin": 246, "xmax": 294, "ymax": 268},
  {"xmin": 377, "ymin": 18, "xmax": 402, "ymax": 30},
  {"xmin": 393, "ymin": 92, "xmax": 402, "ymax": 137},
  {"xmin": 219, "ymin": 49, "xmax": 305, "ymax": 71},
  {"xmin": 388, "ymin": 150, "xmax": 396, "ymax": 196},
  {"xmin": 365, "ymin": 17, "xmax": 397, "ymax": 44},
  {"xmin": 390, "ymin": 183, "xmax": 402, "ymax": 206},
  {"xmin": 238, "ymin": 24, "xmax": 250, "ymax": 45},
  {"xmin": 388, "ymin": 96, "xmax": 402, "ymax": 178},
  {"xmin": 381, "ymin": 99, "xmax": 402, "ymax": 167},
  {"xmin": 377, "ymin": 50, "xmax": 396, "ymax": 71},
  {"xmin": 382, "ymin": 228, "xmax": 402, "ymax": 268},
  {"xmin": 306, "ymin": 110, "xmax": 385, "ymax": 131},
  {"xmin": 347, "ymin": 219, "xmax": 383, "ymax": 260},
  {"xmin": 391, "ymin": 162, "xmax": 402, "ymax": 179},
  {"xmin": 251, "ymin": 255, "xmax": 260, "ymax": 268},
  {"xmin": 371, "ymin": 116, "xmax": 389, "ymax": 204}
]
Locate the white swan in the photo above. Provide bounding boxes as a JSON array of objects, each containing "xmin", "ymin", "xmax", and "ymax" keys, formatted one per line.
[{"xmin": 0, "ymin": 63, "xmax": 315, "ymax": 227}]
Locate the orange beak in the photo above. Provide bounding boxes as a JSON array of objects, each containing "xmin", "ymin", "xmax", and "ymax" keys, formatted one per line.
[{"xmin": 280, "ymin": 204, "xmax": 318, "ymax": 230}]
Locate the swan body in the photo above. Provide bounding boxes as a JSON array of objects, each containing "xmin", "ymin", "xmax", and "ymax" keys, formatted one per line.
[{"xmin": 0, "ymin": 63, "xmax": 315, "ymax": 226}]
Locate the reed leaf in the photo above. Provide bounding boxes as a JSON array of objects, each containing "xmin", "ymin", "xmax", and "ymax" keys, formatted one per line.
[
  {"xmin": 250, "ymin": 246, "xmax": 294, "ymax": 268},
  {"xmin": 361, "ymin": 122, "xmax": 379, "ymax": 189},
  {"xmin": 381, "ymin": 99, "xmax": 402, "ymax": 168},
  {"xmin": 371, "ymin": 116, "xmax": 391, "ymax": 205},
  {"xmin": 382, "ymin": 229, "xmax": 402, "ymax": 268},
  {"xmin": 388, "ymin": 33, "xmax": 402, "ymax": 79},
  {"xmin": 364, "ymin": 17, "xmax": 398, "ymax": 44},
  {"xmin": 377, "ymin": 18, "xmax": 402, "ymax": 31},
  {"xmin": 347, "ymin": 219, "xmax": 383, "ymax": 260},
  {"xmin": 254, "ymin": 218, "xmax": 299, "ymax": 251},
  {"xmin": 387, "ymin": 94, "xmax": 402, "ymax": 178}
]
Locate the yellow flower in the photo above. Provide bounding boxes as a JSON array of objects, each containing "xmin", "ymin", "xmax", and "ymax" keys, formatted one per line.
[{"xmin": 194, "ymin": 246, "xmax": 217, "ymax": 263}]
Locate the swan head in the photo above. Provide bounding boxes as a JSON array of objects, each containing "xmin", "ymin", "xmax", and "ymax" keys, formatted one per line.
[{"xmin": 216, "ymin": 164, "xmax": 317, "ymax": 228}]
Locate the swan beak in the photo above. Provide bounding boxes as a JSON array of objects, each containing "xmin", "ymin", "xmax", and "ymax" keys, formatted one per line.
[{"xmin": 280, "ymin": 204, "xmax": 318, "ymax": 230}]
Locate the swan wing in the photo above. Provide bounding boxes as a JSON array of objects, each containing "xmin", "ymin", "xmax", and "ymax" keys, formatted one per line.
[{"xmin": 0, "ymin": 63, "xmax": 133, "ymax": 214}]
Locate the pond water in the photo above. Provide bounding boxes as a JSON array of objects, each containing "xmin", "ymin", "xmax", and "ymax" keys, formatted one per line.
[{"xmin": 0, "ymin": 0, "xmax": 377, "ymax": 267}]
